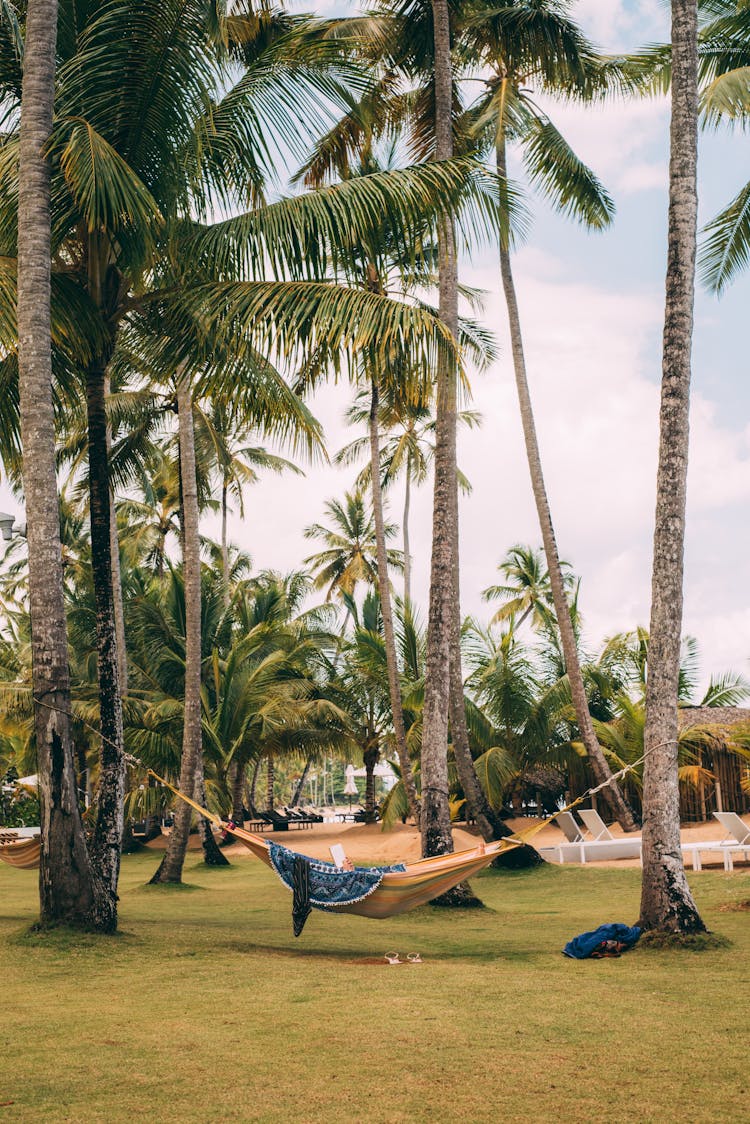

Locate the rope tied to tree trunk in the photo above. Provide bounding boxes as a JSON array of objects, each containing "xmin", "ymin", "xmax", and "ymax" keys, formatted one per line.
[{"xmin": 29, "ymin": 693, "xmax": 672, "ymax": 838}]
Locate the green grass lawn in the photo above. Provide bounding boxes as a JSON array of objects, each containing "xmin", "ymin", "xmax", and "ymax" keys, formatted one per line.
[{"xmin": 2, "ymin": 850, "xmax": 748, "ymax": 1123}]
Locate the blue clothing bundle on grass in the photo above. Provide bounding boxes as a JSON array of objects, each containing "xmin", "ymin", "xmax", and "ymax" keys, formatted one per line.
[{"xmin": 563, "ymin": 923, "xmax": 642, "ymax": 959}]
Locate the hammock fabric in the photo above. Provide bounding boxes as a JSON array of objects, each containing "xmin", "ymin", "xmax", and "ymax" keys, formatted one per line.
[
  {"xmin": 0, "ymin": 836, "xmax": 41, "ymax": 870},
  {"xmin": 146, "ymin": 768, "xmax": 529, "ymax": 920},
  {"xmin": 230, "ymin": 823, "xmax": 515, "ymax": 919},
  {"xmin": 270, "ymin": 840, "xmax": 406, "ymax": 930}
]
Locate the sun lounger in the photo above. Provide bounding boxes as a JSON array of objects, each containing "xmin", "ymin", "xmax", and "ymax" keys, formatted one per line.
[
  {"xmin": 714, "ymin": 812, "xmax": 750, "ymax": 846},
  {"xmin": 680, "ymin": 841, "xmax": 750, "ymax": 871},
  {"xmin": 578, "ymin": 809, "xmax": 615, "ymax": 841},
  {"xmin": 260, "ymin": 811, "xmax": 290, "ymax": 832},
  {"xmin": 678, "ymin": 813, "xmax": 750, "ymax": 871},
  {"xmin": 679, "ymin": 813, "xmax": 750, "ymax": 871},
  {"xmin": 540, "ymin": 837, "xmax": 643, "ymax": 865},
  {"xmin": 554, "ymin": 811, "xmax": 585, "ymax": 844}
]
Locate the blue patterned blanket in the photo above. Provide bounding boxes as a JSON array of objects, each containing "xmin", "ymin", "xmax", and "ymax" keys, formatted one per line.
[{"xmin": 268, "ymin": 841, "xmax": 405, "ymax": 909}]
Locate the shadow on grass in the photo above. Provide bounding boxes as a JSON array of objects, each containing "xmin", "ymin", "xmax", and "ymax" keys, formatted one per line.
[
  {"xmin": 8, "ymin": 923, "xmax": 134, "ymax": 952},
  {"xmin": 133, "ymin": 881, "xmax": 204, "ymax": 893}
]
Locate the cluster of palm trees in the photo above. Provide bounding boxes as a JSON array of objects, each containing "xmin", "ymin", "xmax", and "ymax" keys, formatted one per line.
[{"xmin": 3, "ymin": 0, "xmax": 749, "ymax": 934}]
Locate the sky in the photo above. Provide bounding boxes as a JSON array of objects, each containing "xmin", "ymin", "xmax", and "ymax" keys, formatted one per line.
[{"xmin": 2, "ymin": 0, "xmax": 748, "ymax": 692}]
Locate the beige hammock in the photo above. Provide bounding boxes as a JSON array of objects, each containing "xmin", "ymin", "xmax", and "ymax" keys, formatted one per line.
[
  {"xmin": 0, "ymin": 834, "xmax": 41, "ymax": 870},
  {"xmin": 147, "ymin": 770, "xmax": 532, "ymax": 918},
  {"xmin": 227, "ymin": 822, "xmax": 519, "ymax": 918}
]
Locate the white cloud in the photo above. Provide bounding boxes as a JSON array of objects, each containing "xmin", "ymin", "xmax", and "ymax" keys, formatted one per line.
[{"xmin": 576, "ymin": 0, "xmax": 668, "ymax": 51}]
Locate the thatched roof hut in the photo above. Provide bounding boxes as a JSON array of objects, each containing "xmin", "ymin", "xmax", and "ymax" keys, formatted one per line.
[
  {"xmin": 676, "ymin": 707, "xmax": 750, "ymax": 820},
  {"xmin": 677, "ymin": 706, "xmax": 750, "ymax": 731}
]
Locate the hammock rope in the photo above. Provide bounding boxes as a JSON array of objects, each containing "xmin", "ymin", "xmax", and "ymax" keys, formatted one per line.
[{"xmin": 1, "ymin": 693, "xmax": 668, "ymax": 896}]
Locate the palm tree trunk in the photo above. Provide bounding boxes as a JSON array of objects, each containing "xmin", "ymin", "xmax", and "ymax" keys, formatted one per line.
[
  {"xmin": 104, "ymin": 373, "xmax": 127, "ymax": 696},
  {"xmin": 290, "ymin": 756, "xmax": 312, "ymax": 808},
  {"xmin": 364, "ymin": 742, "xmax": 379, "ymax": 822},
  {"xmin": 369, "ymin": 378, "xmax": 420, "ymax": 824},
  {"xmin": 640, "ymin": 0, "xmax": 704, "ymax": 934},
  {"xmin": 195, "ymin": 751, "xmax": 229, "ymax": 866},
  {"xmin": 266, "ymin": 755, "xmax": 275, "ymax": 811},
  {"xmin": 110, "ymin": 497, "xmax": 127, "ymax": 693},
  {"xmin": 248, "ymin": 757, "xmax": 261, "ymax": 817},
  {"xmin": 221, "ymin": 479, "xmax": 230, "ymax": 609},
  {"xmin": 16, "ymin": 0, "xmax": 107, "ymax": 928},
  {"xmin": 495, "ymin": 134, "xmax": 637, "ymax": 833},
  {"xmin": 231, "ymin": 758, "xmax": 246, "ymax": 823},
  {"xmin": 85, "ymin": 234, "xmax": 125, "ymax": 902},
  {"xmin": 403, "ymin": 455, "xmax": 412, "ymax": 604},
  {"xmin": 421, "ymin": 0, "xmax": 459, "ymax": 862},
  {"xmin": 423, "ymin": 0, "xmax": 483, "ymax": 902},
  {"xmin": 152, "ymin": 379, "xmax": 203, "ymax": 883}
]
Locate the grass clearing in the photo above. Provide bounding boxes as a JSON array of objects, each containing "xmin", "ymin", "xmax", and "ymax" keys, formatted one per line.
[{"xmin": 3, "ymin": 850, "xmax": 748, "ymax": 1123}]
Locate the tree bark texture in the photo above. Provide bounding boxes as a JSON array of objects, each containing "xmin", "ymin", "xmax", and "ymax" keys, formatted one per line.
[
  {"xmin": 194, "ymin": 751, "xmax": 229, "ymax": 866},
  {"xmin": 290, "ymin": 755, "xmax": 312, "ymax": 808},
  {"xmin": 496, "ymin": 136, "xmax": 637, "ymax": 833},
  {"xmin": 86, "ymin": 344, "xmax": 125, "ymax": 905},
  {"xmin": 17, "ymin": 0, "xmax": 108, "ymax": 928},
  {"xmin": 421, "ymin": 0, "xmax": 459, "ymax": 861},
  {"xmin": 248, "ymin": 757, "xmax": 261, "ymax": 817},
  {"xmin": 364, "ymin": 741, "xmax": 379, "ymax": 822},
  {"xmin": 403, "ymin": 458, "xmax": 412, "ymax": 605},
  {"xmin": 266, "ymin": 755, "xmax": 275, "ymax": 811},
  {"xmin": 231, "ymin": 758, "xmax": 246, "ymax": 823},
  {"xmin": 221, "ymin": 480, "xmax": 231, "ymax": 609},
  {"xmin": 152, "ymin": 381, "xmax": 204, "ymax": 883},
  {"xmin": 640, "ymin": 0, "xmax": 704, "ymax": 934},
  {"xmin": 368, "ymin": 378, "xmax": 420, "ymax": 824}
]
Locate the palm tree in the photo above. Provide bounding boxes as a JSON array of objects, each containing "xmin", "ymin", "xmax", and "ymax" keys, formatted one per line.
[
  {"xmin": 483, "ymin": 544, "xmax": 575, "ymax": 631},
  {"xmin": 1, "ymin": 0, "xmax": 482, "ymax": 898},
  {"xmin": 631, "ymin": 1, "xmax": 750, "ymax": 293},
  {"xmin": 462, "ymin": 0, "xmax": 637, "ymax": 832},
  {"xmin": 640, "ymin": 0, "xmax": 705, "ymax": 935},
  {"xmin": 192, "ymin": 397, "xmax": 307, "ymax": 607},
  {"xmin": 151, "ymin": 375, "xmax": 206, "ymax": 883},
  {"xmin": 15, "ymin": 0, "xmax": 106, "ymax": 927},
  {"xmin": 337, "ymin": 387, "xmax": 480, "ymax": 603},
  {"xmin": 304, "ymin": 491, "xmax": 403, "ymax": 604}
]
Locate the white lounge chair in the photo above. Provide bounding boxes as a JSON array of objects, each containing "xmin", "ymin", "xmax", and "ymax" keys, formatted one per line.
[
  {"xmin": 578, "ymin": 809, "xmax": 615, "ymax": 841},
  {"xmin": 540, "ymin": 837, "xmax": 642, "ymax": 865},
  {"xmin": 680, "ymin": 841, "xmax": 747, "ymax": 871},
  {"xmin": 554, "ymin": 811, "xmax": 585, "ymax": 843},
  {"xmin": 714, "ymin": 812, "xmax": 750, "ymax": 846}
]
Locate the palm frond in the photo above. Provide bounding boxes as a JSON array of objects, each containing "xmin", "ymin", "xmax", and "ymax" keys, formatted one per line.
[{"xmin": 700, "ymin": 177, "xmax": 750, "ymax": 292}]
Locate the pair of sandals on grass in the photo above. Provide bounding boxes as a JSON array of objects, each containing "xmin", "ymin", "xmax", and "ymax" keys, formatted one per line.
[{"xmin": 384, "ymin": 952, "xmax": 422, "ymax": 965}]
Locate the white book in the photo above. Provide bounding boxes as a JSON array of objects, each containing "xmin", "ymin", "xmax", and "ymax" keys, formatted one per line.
[{"xmin": 329, "ymin": 843, "xmax": 347, "ymax": 869}]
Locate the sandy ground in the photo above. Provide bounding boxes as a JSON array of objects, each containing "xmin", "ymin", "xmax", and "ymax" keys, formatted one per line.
[{"xmin": 147, "ymin": 812, "xmax": 750, "ymax": 870}]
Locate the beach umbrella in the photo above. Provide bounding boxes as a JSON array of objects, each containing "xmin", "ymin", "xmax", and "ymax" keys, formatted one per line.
[{"xmin": 344, "ymin": 771, "xmax": 358, "ymax": 810}]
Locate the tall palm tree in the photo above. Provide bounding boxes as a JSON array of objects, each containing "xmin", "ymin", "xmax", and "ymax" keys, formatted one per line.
[
  {"xmin": 192, "ymin": 397, "xmax": 307, "ymax": 607},
  {"xmin": 304, "ymin": 490, "xmax": 403, "ymax": 603},
  {"xmin": 640, "ymin": 0, "xmax": 705, "ymax": 934},
  {"xmin": 1, "ymin": 0, "xmax": 481, "ymax": 897},
  {"xmin": 631, "ymin": 1, "xmax": 750, "ymax": 293},
  {"xmin": 151, "ymin": 375, "xmax": 205, "ymax": 883},
  {"xmin": 297, "ymin": 105, "xmax": 492, "ymax": 828},
  {"xmin": 15, "ymin": 0, "xmax": 106, "ymax": 927},
  {"xmin": 337, "ymin": 387, "xmax": 480, "ymax": 603},
  {"xmin": 463, "ymin": 0, "xmax": 637, "ymax": 831}
]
